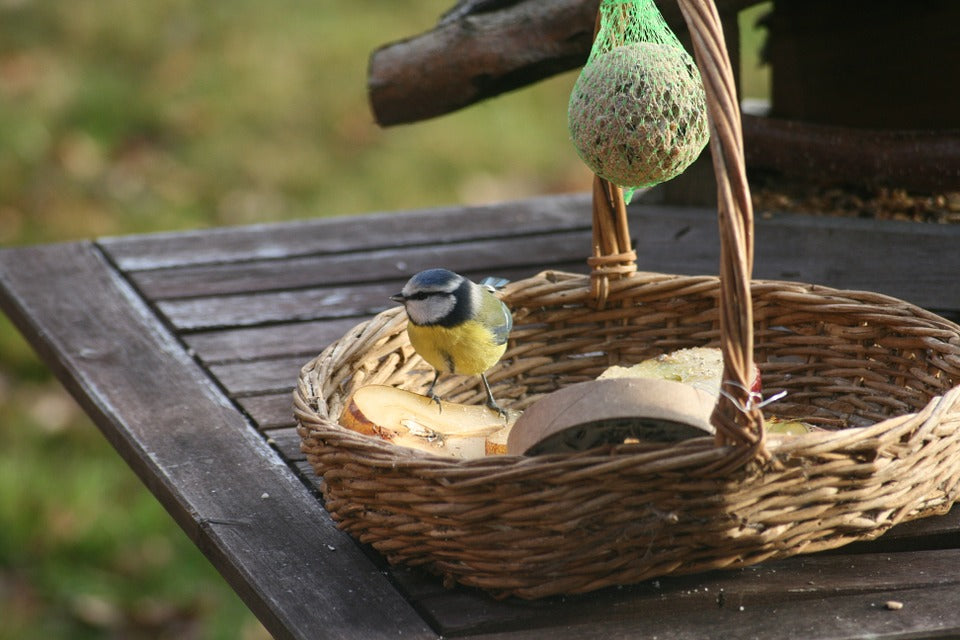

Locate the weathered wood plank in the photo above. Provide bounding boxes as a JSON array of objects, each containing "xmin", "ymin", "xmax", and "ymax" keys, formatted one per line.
[
  {"xmin": 154, "ymin": 204, "xmax": 960, "ymax": 333},
  {"xmin": 387, "ymin": 546, "xmax": 960, "ymax": 637},
  {"xmin": 0, "ymin": 243, "xmax": 434, "ymax": 640},
  {"xmin": 465, "ymin": 581, "xmax": 960, "ymax": 640},
  {"xmin": 237, "ymin": 393, "xmax": 298, "ymax": 431},
  {"xmin": 98, "ymin": 193, "xmax": 592, "ymax": 270},
  {"xmin": 211, "ymin": 356, "xmax": 309, "ymax": 397},
  {"xmin": 266, "ymin": 427, "xmax": 305, "ymax": 462},
  {"xmin": 159, "ymin": 282, "xmax": 400, "ymax": 332},
  {"xmin": 111, "ymin": 199, "xmax": 960, "ymax": 333},
  {"xmin": 293, "ymin": 460, "xmax": 321, "ymax": 487},
  {"xmin": 128, "ymin": 229, "xmax": 594, "ymax": 300},
  {"xmin": 751, "ymin": 210, "xmax": 960, "ymax": 312},
  {"xmin": 156, "ymin": 262, "xmax": 585, "ymax": 332},
  {"xmin": 183, "ymin": 318, "xmax": 364, "ymax": 365}
]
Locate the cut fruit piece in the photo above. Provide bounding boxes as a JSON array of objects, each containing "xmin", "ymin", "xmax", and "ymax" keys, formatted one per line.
[
  {"xmin": 599, "ymin": 347, "xmax": 761, "ymax": 398},
  {"xmin": 485, "ymin": 424, "xmax": 512, "ymax": 455},
  {"xmin": 340, "ymin": 384, "xmax": 513, "ymax": 459},
  {"xmin": 764, "ymin": 416, "xmax": 819, "ymax": 435}
]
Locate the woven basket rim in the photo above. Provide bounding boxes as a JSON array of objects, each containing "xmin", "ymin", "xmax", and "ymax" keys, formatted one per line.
[{"xmin": 297, "ymin": 269, "xmax": 960, "ymax": 469}]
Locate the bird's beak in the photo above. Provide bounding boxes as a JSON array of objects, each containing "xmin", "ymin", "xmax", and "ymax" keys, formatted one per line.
[{"xmin": 389, "ymin": 293, "xmax": 404, "ymax": 304}]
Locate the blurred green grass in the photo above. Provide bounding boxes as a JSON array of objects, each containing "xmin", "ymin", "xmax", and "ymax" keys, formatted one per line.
[{"xmin": 0, "ymin": 1, "xmax": 769, "ymax": 637}]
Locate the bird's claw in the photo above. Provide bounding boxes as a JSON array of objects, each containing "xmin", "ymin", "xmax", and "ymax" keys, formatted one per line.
[{"xmin": 486, "ymin": 399, "xmax": 509, "ymax": 422}]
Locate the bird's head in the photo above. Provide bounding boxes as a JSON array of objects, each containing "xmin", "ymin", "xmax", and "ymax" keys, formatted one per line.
[{"xmin": 390, "ymin": 268, "xmax": 469, "ymax": 326}]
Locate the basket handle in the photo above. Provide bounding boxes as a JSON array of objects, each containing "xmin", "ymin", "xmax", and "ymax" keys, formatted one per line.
[
  {"xmin": 589, "ymin": 175, "xmax": 637, "ymax": 308},
  {"xmin": 676, "ymin": 0, "xmax": 767, "ymax": 467},
  {"xmin": 588, "ymin": 8, "xmax": 638, "ymax": 309},
  {"xmin": 588, "ymin": 0, "xmax": 768, "ymax": 469}
]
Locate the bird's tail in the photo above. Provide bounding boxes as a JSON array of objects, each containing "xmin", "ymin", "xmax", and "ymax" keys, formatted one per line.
[{"xmin": 479, "ymin": 276, "xmax": 510, "ymax": 291}]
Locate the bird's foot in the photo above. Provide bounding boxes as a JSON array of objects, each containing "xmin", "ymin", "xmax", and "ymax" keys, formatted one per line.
[
  {"xmin": 485, "ymin": 398, "xmax": 509, "ymax": 422},
  {"xmin": 480, "ymin": 373, "xmax": 508, "ymax": 421}
]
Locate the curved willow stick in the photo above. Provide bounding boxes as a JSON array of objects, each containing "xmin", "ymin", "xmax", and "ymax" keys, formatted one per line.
[{"xmin": 677, "ymin": 0, "xmax": 767, "ymax": 470}]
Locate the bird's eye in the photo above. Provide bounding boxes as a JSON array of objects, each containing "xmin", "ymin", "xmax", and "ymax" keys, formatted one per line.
[{"xmin": 410, "ymin": 292, "xmax": 429, "ymax": 300}]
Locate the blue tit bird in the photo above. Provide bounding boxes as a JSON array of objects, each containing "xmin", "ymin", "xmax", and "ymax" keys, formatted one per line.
[{"xmin": 390, "ymin": 268, "xmax": 513, "ymax": 415}]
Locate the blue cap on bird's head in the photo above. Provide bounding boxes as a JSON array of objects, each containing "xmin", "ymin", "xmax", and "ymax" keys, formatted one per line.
[
  {"xmin": 391, "ymin": 269, "xmax": 464, "ymax": 303},
  {"xmin": 408, "ymin": 268, "xmax": 460, "ymax": 289}
]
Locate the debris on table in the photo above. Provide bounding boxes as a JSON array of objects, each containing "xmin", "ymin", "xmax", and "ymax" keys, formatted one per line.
[{"xmin": 753, "ymin": 181, "xmax": 960, "ymax": 225}]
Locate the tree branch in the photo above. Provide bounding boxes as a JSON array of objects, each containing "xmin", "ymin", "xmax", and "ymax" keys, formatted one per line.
[{"xmin": 368, "ymin": 0, "xmax": 756, "ymax": 126}]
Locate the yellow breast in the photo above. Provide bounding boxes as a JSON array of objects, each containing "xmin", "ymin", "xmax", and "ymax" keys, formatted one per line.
[{"xmin": 406, "ymin": 320, "xmax": 507, "ymax": 375}]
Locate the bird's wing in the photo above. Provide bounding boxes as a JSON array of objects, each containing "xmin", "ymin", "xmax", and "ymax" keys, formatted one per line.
[{"xmin": 488, "ymin": 299, "xmax": 513, "ymax": 346}]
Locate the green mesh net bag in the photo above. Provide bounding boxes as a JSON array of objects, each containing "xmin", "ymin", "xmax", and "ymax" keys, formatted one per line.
[{"xmin": 568, "ymin": 0, "xmax": 709, "ymax": 200}]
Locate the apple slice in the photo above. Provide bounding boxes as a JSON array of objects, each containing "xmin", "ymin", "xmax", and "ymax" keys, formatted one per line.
[
  {"xmin": 485, "ymin": 424, "xmax": 512, "ymax": 455},
  {"xmin": 340, "ymin": 384, "xmax": 513, "ymax": 459},
  {"xmin": 599, "ymin": 347, "xmax": 761, "ymax": 398},
  {"xmin": 764, "ymin": 416, "xmax": 818, "ymax": 435},
  {"xmin": 600, "ymin": 348, "xmax": 818, "ymax": 436}
]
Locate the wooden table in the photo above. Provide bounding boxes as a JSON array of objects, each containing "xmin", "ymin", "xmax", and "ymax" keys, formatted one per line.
[{"xmin": 3, "ymin": 193, "xmax": 960, "ymax": 640}]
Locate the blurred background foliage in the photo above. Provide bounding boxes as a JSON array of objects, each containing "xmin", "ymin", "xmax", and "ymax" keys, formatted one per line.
[{"xmin": 0, "ymin": 1, "xmax": 769, "ymax": 637}]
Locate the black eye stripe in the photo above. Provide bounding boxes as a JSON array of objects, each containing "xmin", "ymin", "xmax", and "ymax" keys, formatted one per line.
[{"xmin": 407, "ymin": 289, "xmax": 455, "ymax": 300}]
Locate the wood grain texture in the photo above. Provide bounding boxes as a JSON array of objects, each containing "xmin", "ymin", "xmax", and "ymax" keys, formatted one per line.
[
  {"xmin": 413, "ymin": 549, "xmax": 960, "ymax": 637},
  {"xmin": 153, "ymin": 263, "xmax": 586, "ymax": 332},
  {"xmin": 118, "ymin": 198, "xmax": 960, "ymax": 333},
  {"xmin": 0, "ymin": 243, "xmax": 433, "ymax": 640},
  {"xmin": 368, "ymin": 0, "xmax": 598, "ymax": 126},
  {"xmin": 211, "ymin": 356, "xmax": 311, "ymax": 397},
  {"xmin": 266, "ymin": 427, "xmax": 305, "ymax": 462},
  {"xmin": 183, "ymin": 318, "xmax": 366, "ymax": 365},
  {"xmin": 464, "ymin": 583, "xmax": 960, "ymax": 640},
  {"xmin": 237, "ymin": 393, "xmax": 301, "ymax": 431},
  {"xmin": 128, "ymin": 229, "xmax": 593, "ymax": 300},
  {"xmin": 99, "ymin": 193, "xmax": 592, "ymax": 270}
]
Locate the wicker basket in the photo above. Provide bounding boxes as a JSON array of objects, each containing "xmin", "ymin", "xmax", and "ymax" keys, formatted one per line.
[{"xmin": 295, "ymin": 0, "xmax": 960, "ymax": 599}]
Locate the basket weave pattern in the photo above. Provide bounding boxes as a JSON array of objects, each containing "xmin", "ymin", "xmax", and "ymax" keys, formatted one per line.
[
  {"xmin": 295, "ymin": 0, "xmax": 960, "ymax": 598},
  {"xmin": 297, "ymin": 272, "xmax": 960, "ymax": 597}
]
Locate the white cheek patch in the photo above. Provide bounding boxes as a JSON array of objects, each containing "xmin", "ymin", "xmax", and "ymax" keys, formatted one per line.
[{"xmin": 406, "ymin": 295, "xmax": 456, "ymax": 325}]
